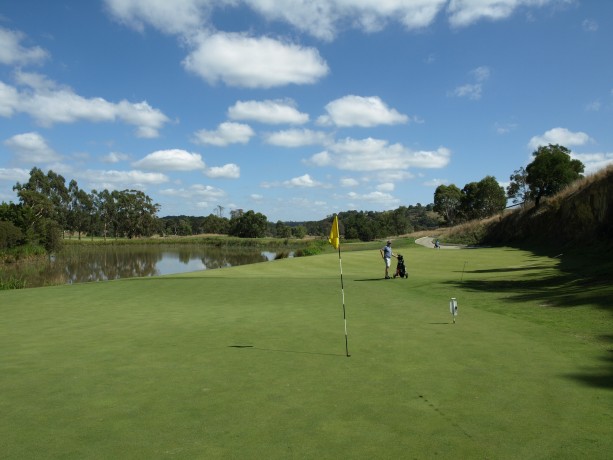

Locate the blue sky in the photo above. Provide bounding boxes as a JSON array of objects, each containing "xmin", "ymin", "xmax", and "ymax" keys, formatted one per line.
[{"xmin": 1, "ymin": 0, "xmax": 612, "ymax": 222}]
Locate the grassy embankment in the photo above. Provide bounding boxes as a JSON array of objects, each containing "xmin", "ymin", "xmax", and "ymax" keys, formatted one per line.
[{"xmin": 1, "ymin": 237, "xmax": 611, "ymax": 458}]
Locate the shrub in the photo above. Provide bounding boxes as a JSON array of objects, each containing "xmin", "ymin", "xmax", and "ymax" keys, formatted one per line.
[{"xmin": 0, "ymin": 220, "xmax": 24, "ymax": 249}]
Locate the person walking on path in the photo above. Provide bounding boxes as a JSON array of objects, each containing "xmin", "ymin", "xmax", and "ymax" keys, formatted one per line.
[{"xmin": 380, "ymin": 240, "xmax": 397, "ymax": 279}]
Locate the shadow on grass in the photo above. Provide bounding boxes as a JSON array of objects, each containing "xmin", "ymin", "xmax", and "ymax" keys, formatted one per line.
[
  {"xmin": 566, "ymin": 336, "xmax": 613, "ymax": 389},
  {"xmin": 228, "ymin": 345, "xmax": 345, "ymax": 357},
  {"xmin": 447, "ymin": 241, "xmax": 613, "ymax": 390}
]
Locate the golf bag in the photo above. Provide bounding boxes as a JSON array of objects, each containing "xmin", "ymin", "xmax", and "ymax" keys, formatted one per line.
[{"xmin": 393, "ymin": 254, "xmax": 408, "ymax": 279}]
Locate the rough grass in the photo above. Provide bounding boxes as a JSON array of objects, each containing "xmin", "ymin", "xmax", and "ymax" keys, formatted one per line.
[{"xmin": 1, "ymin": 240, "xmax": 611, "ymax": 458}]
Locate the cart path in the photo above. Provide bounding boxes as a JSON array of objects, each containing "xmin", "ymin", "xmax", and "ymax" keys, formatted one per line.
[{"xmin": 414, "ymin": 236, "xmax": 463, "ymax": 249}]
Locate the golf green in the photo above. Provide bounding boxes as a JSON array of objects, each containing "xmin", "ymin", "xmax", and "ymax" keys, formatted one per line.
[{"xmin": 1, "ymin": 242, "xmax": 611, "ymax": 458}]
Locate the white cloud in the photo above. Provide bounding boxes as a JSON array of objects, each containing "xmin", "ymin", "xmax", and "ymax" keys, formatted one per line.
[
  {"xmin": 307, "ymin": 137, "xmax": 451, "ymax": 171},
  {"xmin": 471, "ymin": 65, "xmax": 490, "ymax": 81},
  {"xmin": 105, "ymin": 0, "xmax": 448, "ymax": 42},
  {"xmin": 347, "ymin": 190, "xmax": 399, "ymax": 206},
  {"xmin": 283, "ymin": 173, "xmax": 323, "ymax": 188},
  {"xmin": 451, "ymin": 83, "xmax": 482, "ymax": 100},
  {"xmin": 264, "ymin": 129, "xmax": 331, "ymax": 147},
  {"xmin": 571, "ymin": 152, "xmax": 613, "ymax": 175},
  {"xmin": 183, "ymin": 32, "xmax": 329, "ymax": 88},
  {"xmin": 0, "ymin": 167, "xmax": 30, "ymax": 183},
  {"xmin": 528, "ymin": 127, "xmax": 593, "ymax": 150},
  {"xmin": 317, "ymin": 95, "xmax": 409, "ymax": 127},
  {"xmin": 228, "ymin": 99, "xmax": 309, "ymax": 125},
  {"xmin": 4, "ymin": 132, "xmax": 61, "ymax": 163},
  {"xmin": 423, "ymin": 178, "xmax": 449, "ymax": 187},
  {"xmin": 205, "ymin": 163, "xmax": 240, "ymax": 179},
  {"xmin": 451, "ymin": 66, "xmax": 490, "ymax": 100},
  {"xmin": 102, "ymin": 152, "xmax": 130, "ymax": 163},
  {"xmin": 0, "ymin": 81, "xmax": 21, "ymax": 117},
  {"xmin": 160, "ymin": 183, "xmax": 226, "ymax": 200},
  {"xmin": 83, "ymin": 169, "xmax": 169, "ymax": 191},
  {"xmin": 377, "ymin": 182, "xmax": 395, "ymax": 192},
  {"xmin": 0, "ymin": 27, "xmax": 49, "ymax": 66},
  {"xmin": 447, "ymin": 0, "xmax": 565, "ymax": 28},
  {"xmin": 103, "ymin": 0, "xmax": 214, "ymax": 35},
  {"xmin": 340, "ymin": 177, "xmax": 359, "ymax": 187},
  {"xmin": 133, "ymin": 149, "xmax": 206, "ymax": 171},
  {"xmin": 495, "ymin": 122, "xmax": 518, "ymax": 134},
  {"xmin": 0, "ymin": 74, "xmax": 170, "ymax": 137},
  {"xmin": 581, "ymin": 19, "xmax": 598, "ymax": 32},
  {"xmin": 245, "ymin": 0, "xmax": 447, "ymax": 40},
  {"xmin": 193, "ymin": 122, "xmax": 254, "ymax": 146}
]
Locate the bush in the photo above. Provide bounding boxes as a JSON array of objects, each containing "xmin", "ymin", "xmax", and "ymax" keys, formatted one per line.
[{"xmin": 0, "ymin": 220, "xmax": 24, "ymax": 249}]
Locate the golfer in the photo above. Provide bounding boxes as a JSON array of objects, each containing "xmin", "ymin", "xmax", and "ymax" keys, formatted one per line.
[{"xmin": 380, "ymin": 240, "xmax": 397, "ymax": 279}]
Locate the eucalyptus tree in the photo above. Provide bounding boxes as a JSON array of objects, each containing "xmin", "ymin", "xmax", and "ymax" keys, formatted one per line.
[
  {"xmin": 12, "ymin": 168, "xmax": 68, "ymax": 250},
  {"xmin": 67, "ymin": 180, "xmax": 94, "ymax": 239},
  {"xmin": 433, "ymin": 184, "xmax": 462, "ymax": 225},
  {"xmin": 460, "ymin": 176, "xmax": 506, "ymax": 220},
  {"xmin": 229, "ymin": 210, "xmax": 268, "ymax": 238},
  {"xmin": 114, "ymin": 189, "xmax": 160, "ymax": 238},
  {"xmin": 506, "ymin": 166, "xmax": 530, "ymax": 207},
  {"xmin": 525, "ymin": 144, "xmax": 584, "ymax": 206}
]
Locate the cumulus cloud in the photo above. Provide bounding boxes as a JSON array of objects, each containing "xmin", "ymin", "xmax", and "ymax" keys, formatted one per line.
[
  {"xmin": 0, "ymin": 27, "xmax": 49, "ymax": 66},
  {"xmin": 245, "ymin": 0, "xmax": 448, "ymax": 40},
  {"xmin": 447, "ymin": 0, "xmax": 565, "ymax": 28},
  {"xmin": 104, "ymin": 0, "xmax": 448, "ymax": 42},
  {"xmin": 160, "ymin": 183, "xmax": 226, "ymax": 201},
  {"xmin": 103, "ymin": 0, "xmax": 214, "ymax": 35},
  {"xmin": 264, "ymin": 129, "xmax": 331, "ymax": 147},
  {"xmin": 228, "ymin": 99, "xmax": 309, "ymax": 125},
  {"xmin": 4, "ymin": 132, "xmax": 61, "ymax": 163},
  {"xmin": 283, "ymin": 173, "xmax": 323, "ymax": 188},
  {"xmin": 133, "ymin": 149, "xmax": 206, "ymax": 171},
  {"xmin": 82, "ymin": 169, "xmax": 169, "ymax": 191},
  {"xmin": 570, "ymin": 152, "xmax": 613, "ymax": 175},
  {"xmin": 528, "ymin": 127, "xmax": 593, "ymax": 150},
  {"xmin": 318, "ymin": 95, "xmax": 409, "ymax": 127},
  {"xmin": 105, "ymin": 0, "xmax": 559, "ymax": 44},
  {"xmin": 192, "ymin": 122, "xmax": 254, "ymax": 146},
  {"xmin": 306, "ymin": 137, "xmax": 451, "ymax": 171},
  {"xmin": 377, "ymin": 182, "xmax": 395, "ymax": 192},
  {"xmin": 0, "ymin": 73, "xmax": 170, "ymax": 137},
  {"xmin": 205, "ymin": 163, "xmax": 240, "ymax": 179},
  {"xmin": 183, "ymin": 32, "xmax": 329, "ymax": 88}
]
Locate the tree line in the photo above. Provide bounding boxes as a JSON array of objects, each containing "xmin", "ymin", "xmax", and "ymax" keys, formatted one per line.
[{"xmin": 1, "ymin": 144, "xmax": 585, "ymax": 253}]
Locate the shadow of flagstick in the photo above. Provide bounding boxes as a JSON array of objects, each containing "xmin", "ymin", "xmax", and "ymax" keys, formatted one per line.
[{"xmin": 228, "ymin": 345, "xmax": 345, "ymax": 357}]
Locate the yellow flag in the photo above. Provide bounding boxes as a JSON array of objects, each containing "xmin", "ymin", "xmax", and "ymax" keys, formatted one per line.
[{"xmin": 328, "ymin": 215, "xmax": 340, "ymax": 249}]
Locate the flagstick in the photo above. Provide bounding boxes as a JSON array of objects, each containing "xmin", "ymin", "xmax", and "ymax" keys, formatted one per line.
[{"xmin": 337, "ymin": 244, "xmax": 350, "ymax": 357}]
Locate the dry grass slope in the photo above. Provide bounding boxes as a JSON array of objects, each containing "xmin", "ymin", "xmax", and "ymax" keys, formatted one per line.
[{"xmin": 434, "ymin": 165, "xmax": 613, "ymax": 247}]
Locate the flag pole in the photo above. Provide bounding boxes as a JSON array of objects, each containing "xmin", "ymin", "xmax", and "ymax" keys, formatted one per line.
[
  {"xmin": 329, "ymin": 214, "xmax": 349, "ymax": 357},
  {"xmin": 338, "ymin": 243, "xmax": 350, "ymax": 357}
]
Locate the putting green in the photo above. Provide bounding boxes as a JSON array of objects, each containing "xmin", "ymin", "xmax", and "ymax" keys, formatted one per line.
[{"xmin": 1, "ymin": 242, "xmax": 611, "ymax": 458}]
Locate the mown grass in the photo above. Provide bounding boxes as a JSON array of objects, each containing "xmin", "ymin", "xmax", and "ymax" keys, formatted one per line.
[{"xmin": 1, "ymin": 240, "xmax": 611, "ymax": 458}]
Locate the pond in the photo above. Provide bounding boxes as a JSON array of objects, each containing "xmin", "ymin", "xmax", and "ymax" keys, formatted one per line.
[{"xmin": 1, "ymin": 244, "xmax": 294, "ymax": 289}]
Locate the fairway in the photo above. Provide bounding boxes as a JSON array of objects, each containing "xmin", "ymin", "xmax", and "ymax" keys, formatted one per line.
[{"xmin": 1, "ymin": 242, "xmax": 612, "ymax": 459}]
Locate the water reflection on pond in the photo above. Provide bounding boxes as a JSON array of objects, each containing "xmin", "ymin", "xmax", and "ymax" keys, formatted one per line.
[{"xmin": 21, "ymin": 244, "xmax": 292, "ymax": 287}]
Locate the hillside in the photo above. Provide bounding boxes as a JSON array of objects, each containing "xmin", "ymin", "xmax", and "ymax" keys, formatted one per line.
[{"xmin": 446, "ymin": 165, "xmax": 613, "ymax": 248}]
